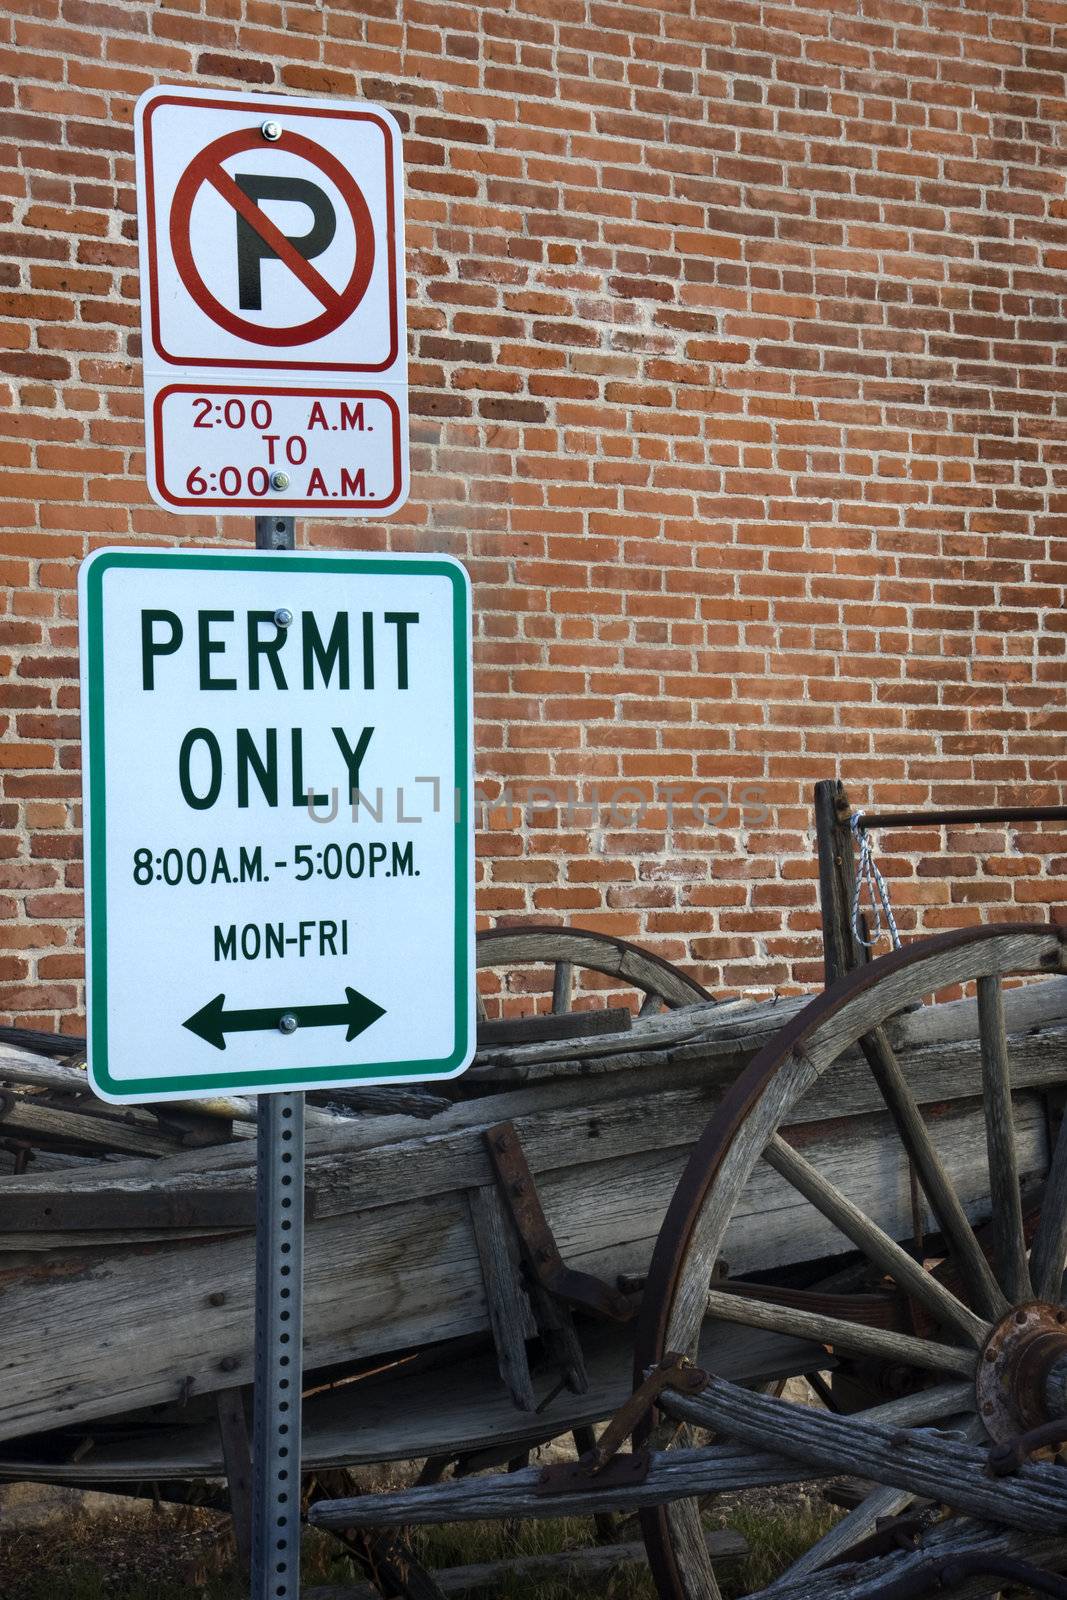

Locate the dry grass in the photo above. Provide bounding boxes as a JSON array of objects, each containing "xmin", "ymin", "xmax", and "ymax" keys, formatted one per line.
[{"xmin": 0, "ymin": 1491, "xmax": 842, "ymax": 1599}]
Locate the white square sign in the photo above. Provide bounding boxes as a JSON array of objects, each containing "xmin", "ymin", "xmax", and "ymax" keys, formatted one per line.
[
  {"xmin": 79, "ymin": 548, "xmax": 473, "ymax": 1102},
  {"xmin": 135, "ymin": 86, "xmax": 408, "ymax": 516}
]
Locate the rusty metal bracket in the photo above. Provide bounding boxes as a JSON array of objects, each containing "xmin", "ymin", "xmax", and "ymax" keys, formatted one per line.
[
  {"xmin": 536, "ymin": 1352, "xmax": 706, "ymax": 1498},
  {"xmin": 987, "ymin": 1418, "xmax": 1067, "ymax": 1477},
  {"xmin": 587, "ymin": 1352, "xmax": 708, "ymax": 1470},
  {"xmin": 868, "ymin": 1551, "xmax": 1067, "ymax": 1600},
  {"xmin": 535, "ymin": 1449, "xmax": 651, "ymax": 1496},
  {"xmin": 826, "ymin": 1511, "xmax": 927, "ymax": 1566},
  {"xmin": 484, "ymin": 1121, "xmax": 634, "ymax": 1322}
]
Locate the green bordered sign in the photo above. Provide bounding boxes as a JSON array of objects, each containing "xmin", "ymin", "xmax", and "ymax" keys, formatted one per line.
[{"xmin": 79, "ymin": 548, "xmax": 474, "ymax": 1103}]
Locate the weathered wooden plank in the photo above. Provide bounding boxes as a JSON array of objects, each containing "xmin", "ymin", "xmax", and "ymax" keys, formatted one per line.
[
  {"xmin": 0, "ymin": 1091, "xmax": 1044, "ymax": 1441},
  {"xmin": 0, "ymin": 1048, "xmax": 92, "ymax": 1093},
  {"xmin": 308, "ymin": 1385, "xmax": 1067, "ymax": 1534},
  {"xmin": 5, "ymin": 1019, "xmax": 1063, "ymax": 1232},
  {"xmin": 0, "ymin": 1188, "xmax": 258, "ymax": 1232},
  {"xmin": 466, "ymin": 1184, "xmax": 536, "ymax": 1411},
  {"xmin": 306, "ymin": 1443, "xmax": 815, "ymax": 1528},
  {"xmin": 0, "ymin": 1092, "xmax": 188, "ymax": 1158},
  {"xmin": 214, "ymin": 1387, "xmax": 252, "ymax": 1572},
  {"xmin": 0, "ymin": 1321, "xmax": 826, "ymax": 1481},
  {"xmin": 477, "ymin": 1008, "xmax": 632, "ymax": 1047}
]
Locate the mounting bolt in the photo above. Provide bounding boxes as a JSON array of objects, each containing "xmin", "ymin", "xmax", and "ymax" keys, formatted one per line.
[
  {"xmin": 273, "ymin": 607, "xmax": 294, "ymax": 629},
  {"xmin": 279, "ymin": 1013, "xmax": 298, "ymax": 1035},
  {"xmin": 511, "ymin": 1180, "xmax": 526, "ymax": 1196},
  {"xmin": 219, "ymin": 1354, "xmax": 240, "ymax": 1373},
  {"xmin": 261, "ymin": 119, "xmax": 282, "ymax": 141},
  {"xmin": 207, "ymin": 1291, "xmax": 227, "ymax": 1308},
  {"xmin": 270, "ymin": 470, "xmax": 291, "ymax": 491}
]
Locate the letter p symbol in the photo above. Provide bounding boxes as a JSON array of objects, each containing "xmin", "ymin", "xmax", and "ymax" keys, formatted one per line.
[{"xmin": 233, "ymin": 174, "xmax": 336, "ymax": 310}]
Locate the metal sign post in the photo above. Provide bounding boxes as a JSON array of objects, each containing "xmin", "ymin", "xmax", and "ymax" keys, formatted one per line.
[
  {"xmin": 78, "ymin": 520, "xmax": 474, "ymax": 1587},
  {"xmin": 252, "ymin": 1089, "xmax": 304, "ymax": 1599},
  {"xmin": 251, "ymin": 512, "xmax": 304, "ymax": 1600}
]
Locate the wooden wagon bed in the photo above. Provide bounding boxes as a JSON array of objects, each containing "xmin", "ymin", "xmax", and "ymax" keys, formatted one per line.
[{"xmin": 1, "ymin": 968, "xmax": 1064, "ymax": 1472}]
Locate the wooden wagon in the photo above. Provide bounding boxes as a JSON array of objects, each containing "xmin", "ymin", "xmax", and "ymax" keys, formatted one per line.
[{"xmin": 3, "ymin": 787, "xmax": 1067, "ymax": 1600}]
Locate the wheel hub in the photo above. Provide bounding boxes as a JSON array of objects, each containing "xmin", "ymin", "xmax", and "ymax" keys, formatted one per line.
[{"xmin": 976, "ymin": 1301, "xmax": 1067, "ymax": 1443}]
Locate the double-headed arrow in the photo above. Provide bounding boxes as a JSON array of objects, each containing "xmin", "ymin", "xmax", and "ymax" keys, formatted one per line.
[{"xmin": 183, "ymin": 986, "xmax": 386, "ymax": 1052}]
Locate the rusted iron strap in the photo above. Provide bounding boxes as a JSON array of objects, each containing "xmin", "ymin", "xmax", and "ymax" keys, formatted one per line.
[
  {"xmin": 826, "ymin": 1513, "xmax": 927, "ymax": 1566},
  {"xmin": 869, "ymin": 1552, "xmax": 1067, "ymax": 1599},
  {"xmin": 591, "ymin": 1353, "xmax": 708, "ymax": 1469},
  {"xmin": 484, "ymin": 1121, "xmax": 633, "ymax": 1322},
  {"xmin": 854, "ymin": 805, "xmax": 1067, "ymax": 832},
  {"xmin": 535, "ymin": 1449, "xmax": 651, "ymax": 1496},
  {"xmin": 536, "ymin": 1353, "xmax": 707, "ymax": 1497},
  {"xmin": 988, "ymin": 1420, "xmax": 1067, "ymax": 1477}
]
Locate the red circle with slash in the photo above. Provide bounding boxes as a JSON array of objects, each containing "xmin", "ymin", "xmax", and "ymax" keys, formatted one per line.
[{"xmin": 169, "ymin": 127, "xmax": 375, "ymax": 347}]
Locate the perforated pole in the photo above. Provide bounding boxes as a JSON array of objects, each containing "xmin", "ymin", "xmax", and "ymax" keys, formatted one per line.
[{"xmin": 251, "ymin": 513, "xmax": 304, "ymax": 1600}]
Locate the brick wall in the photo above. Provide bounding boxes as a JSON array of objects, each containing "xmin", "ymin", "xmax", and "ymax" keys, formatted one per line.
[{"xmin": 1, "ymin": 0, "xmax": 1066, "ymax": 1032}]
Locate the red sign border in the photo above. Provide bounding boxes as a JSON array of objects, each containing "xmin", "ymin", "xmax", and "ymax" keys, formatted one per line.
[
  {"xmin": 141, "ymin": 93, "xmax": 400, "ymax": 373},
  {"xmin": 169, "ymin": 127, "xmax": 376, "ymax": 347},
  {"xmin": 151, "ymin": 383, "xmax": 405, "ymax": 511}
]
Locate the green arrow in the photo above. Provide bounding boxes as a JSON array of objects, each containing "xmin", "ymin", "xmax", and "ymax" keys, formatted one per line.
[{"xmin": 183, "ymin": 987, "xmax": 386, "ymax": 1052}]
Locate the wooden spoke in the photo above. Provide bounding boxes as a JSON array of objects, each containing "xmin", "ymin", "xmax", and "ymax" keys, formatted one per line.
[
  {"xmin": 859, "ymin": 1026, "xmax": 1009, "ymax": 1320},
  {"xmin": 977, "ymin": 973, "xmax": 1032, "ymax": 1303},
  {"xmin": 551, "ymin": 960, "xmax": 572, "ymax": 1015},
  {"xmin": 763, "ymin": 1134, "xmax": 989, "ymax": 1347},
  {"xmin": 771, "ymin": 1483, "xmax": 914, "ymax": 1586},
  {"xmin": 700, "ymin": 1287, "xmax": 976, "ymax": 1377},
  {"xmin": 1030, "ymin": 1103, "xmax": 1067, "ymax": 1304},
  {"xmin": 640, "ymin": 993, "xmax": 667, "ymax": 1018},
  {"xmin": 475, "ymin": 992, "xmax": 488, "ymax": 1023}
]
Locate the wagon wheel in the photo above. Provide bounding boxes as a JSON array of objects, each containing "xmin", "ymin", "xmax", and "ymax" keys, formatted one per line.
[
  {"xmin": 635, "ymin": 922, "xmax": 1067, "ymax": 1599},
  {"xmin": 476, "ymin": 925, "xmax": 712, "ymax": 1019}
]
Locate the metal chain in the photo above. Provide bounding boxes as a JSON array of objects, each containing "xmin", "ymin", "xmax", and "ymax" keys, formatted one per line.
[{"xmin": 850, "ymin": 812, "xmax": 902, "ymax": 951}]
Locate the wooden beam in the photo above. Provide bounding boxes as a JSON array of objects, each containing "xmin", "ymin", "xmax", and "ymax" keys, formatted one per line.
[
  {"xmin": 466, "ymin": 1184, "xmax": 536, "ymax": 1411},
  {"xmin": 303, "ymin": 1530, "xmax": 749, "ymax": 1599}
]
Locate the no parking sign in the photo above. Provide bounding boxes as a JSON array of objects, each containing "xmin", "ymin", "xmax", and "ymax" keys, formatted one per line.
[{"xmin": 135, "ymin": 86, "xmax": 408, "ymax": 515}]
